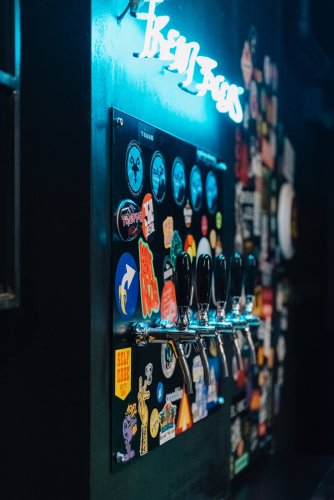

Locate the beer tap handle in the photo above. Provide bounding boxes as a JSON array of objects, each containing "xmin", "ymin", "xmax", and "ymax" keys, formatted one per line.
[
  {"xmin": 229, "ymin": 251, "xmax": 243, "ymax": 301},
  {"xmin": 214, "ymin": 254, "xmax": 228, "ymax": 303},
  {"xmin": 175, "ymin": 252, "xmax": 192, "ymax": 330},
  {"xmin": 195, "ymin": 254, "xmax": 212, "ymax": 385}
]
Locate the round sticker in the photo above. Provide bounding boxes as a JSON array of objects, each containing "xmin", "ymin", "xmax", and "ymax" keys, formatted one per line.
[
  {"xmin": 201, "ymin": 215, "xmax": 208, "ymax": 236},
  {"xmin": 189, "ymin": 165, "xmax": 203, "ymax": 212},
  {"xmin": 206, "ymin": 171, "xmax": 218, "ymax": 214},
  {"xmin": 116, "ymin": 199, "xmax": 142, "ymax": 241},
  {"xmin": 126, "ymin": 141, "xmax": 144, "ymax": 197},
  {"xmin": 150, "ymin": 408, "xmax": 160, "ymax": 438},
  {"xmin": 172, "ymin": 157, "xmax": 186, "ymax": 206},
  {"xmin": 161, "ymin": 343, "xmax": 176, "ymax": 378},
  {"xmin": 150, "ymin": 151, "xmax": 166, "ymax": 203},
  {"xmin": 196, "ymin": 237, "xmax": 212, "ymax": 262},
  {"xmin": 157, "ymin": 382, "xmax": 164, "ymax": 403},
  {"xmin": 141, "ymin": 193, "xmax": 155, "ymax": 241},
  {"xmin": 216, "ymin": 211, "xmax": 222, "ymax": 229},
  {"xmin": 161, "ymin": 281, "xmax": 177, "ymax": 323},
  {"xmin": 115, "ymin": 253, "xmax": 139, "ymax": 318},
  {"xmin": 277, "ymin": 183, "xmax": 296, "ymax": 260}
]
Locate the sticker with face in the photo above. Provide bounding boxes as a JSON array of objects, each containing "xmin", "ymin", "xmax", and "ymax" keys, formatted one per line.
[
  {"xmin": 206, "ymin": 171, "xmax": 218, "ymax": 214},
  {"xmin": 190, "ymin": 165, "xmax": 203, "ymax": 212},
  {"xmin": 122, "ymin": 403, "xmax": 137, "ymax": 462},
  {"xmin": 172, "ymin": 157, "xmax": 186, "ymax": 206},
  {"xmin": 126, "ymin": 141, "xmax": 144, "ymax": 197},
  {"xmin": 150, "ymin": 151, "xmax": 166, "ymax": 203}
]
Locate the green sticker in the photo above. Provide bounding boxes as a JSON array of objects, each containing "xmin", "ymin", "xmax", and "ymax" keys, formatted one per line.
[
  {"xmin": 170, "ymin": 230, "xmax": 183, "ymax": 267},
  {"xmin": 216, "ymin": 211, "xmax": 222, "ymax": 230}
]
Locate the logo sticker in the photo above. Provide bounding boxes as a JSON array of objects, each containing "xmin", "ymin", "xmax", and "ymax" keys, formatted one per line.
[
  {"xmin": 184, "ymin": 234, "xmax": 197, "ymax": 262},
  {"xmin": 201, "ymin": 215, "xmax": 208, "ymax": 236},
  {"xmin": 207, "ymin": 358, "xmax": 219, "ymax": 409},
  {"xmin": 126, "ymin": 141, "xmax": 144, "ymax": 197},
  {"xmin": 116, "ymin": 199, "xmax": 142, "ymax": 242},
  {"xmin": 142, "ymin": 193, "xmax": 155, "ymax": 241},
  {"xmin": 176, "ymin": 391, "xmax": 193, "ymax": 435},
  {"xmin": 138, "ymin": 365, "xmax": 153, "ymax": 456},
  {"xmin": 161, "ymin": 343, "xmax": 176, "ymax": 379},
  {"xmin": 161, "ymin": 281, "xmax": 177, "ymax": 323},
  {"xmin": 122, "ymin": 403, "xmax": 138, "ymax": 462},
  {"xmin": 157, "ymin": 382, "xmax": 164, "ymax": 403},
  {"xmin": 115, "ymin": 253, "xmax": 139, "ymax": 318},
  {"xmin": 172, "ymin": 157, "xmax": 186, "ymax": 206},
  {"xmin": 206, "ymin": 171, "xmax": 218, "ymax": 214},
  {"xmin": 210, "ymin": 229, "xmax": 217, "ymax": 249},
  {"xmin": 138, "ymin": 238, "xmax": 160, "ymax": 318},
  {"xmin": 159, "ymin": 401, "xmax": 177, "ymax": 445},
  {"xmin": 150, "ymin": 408, "xmax": 160, "ymax": 438},
  {"xmin": 115, "ymin": 347, "xmax": 132, "ymax": 400},
  {"xmin": 163, "ymin": 255, "xmax": 173, "ymax": 282},
  {"xmin": 163, "ymin": 217, "xmax": 174, "ymax": 249},
  {"xmin": 190, "ymin": 165, "xmax": 203, "ymax": 211},
  {"xmin": 150, "ymin": 151, "xmax": 166, "ymax": 203},
  {"xmin": 191, "ymin": 355, "xmax": 208, "ymax": 423},
  {"xmin": 183, "ymin": 201, "xmax": 193, "ymax": 228}
]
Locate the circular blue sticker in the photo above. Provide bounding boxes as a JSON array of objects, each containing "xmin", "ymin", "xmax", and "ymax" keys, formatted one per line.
[
  {"xmin": 150, "ymin": 151, "xmax": 166, "ymax": 203},
  {"xmin": 115, "ymin": 253, "xmax": 139, "ymax": 318},
  {"xmin": 126, "ymin": 141, "xmax": 144, "ymax": 197},
  {"xmin": 157, "ymin": 382, "xmax": 164, "ymax": 403},
  {"xmin": 172, "ymin": 157, "xmax": 186, "ymax": 206},
  {"xmin": 206, "ymin": 171, "xmax": 218, "ymax": 214},
  {"xmin": 190, "ymin": 165, "xmax": 203, "ymax": 212}
]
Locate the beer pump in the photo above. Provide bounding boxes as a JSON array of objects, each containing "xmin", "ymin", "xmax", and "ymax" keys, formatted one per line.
[
  {"xmin": 129, "ymin": 252, "xmax": 197, "ymax": 394},
  {"xmin": 242, "ymin": 254, "xmax": 260, "ymax": 365}
]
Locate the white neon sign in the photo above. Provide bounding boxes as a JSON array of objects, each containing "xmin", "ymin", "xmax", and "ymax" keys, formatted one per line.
[{"xmin": 133, "ymin": 0, "xmax": 244, "ymax": 123}]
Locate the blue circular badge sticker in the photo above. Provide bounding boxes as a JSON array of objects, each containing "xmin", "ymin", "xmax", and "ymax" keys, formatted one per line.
[
  {"xmin": 206, "ymin": 171, "xmax": 218, "ymax": 214},
  {"xmin": 150, "ymin": 151, "xmax": 166, "ymax": 203},
  {"xmin": 126, "ymin": 141, "xmax": 144, "ymax": 197},
  {"xmin": 115, "ymin": 253, "xmax": 139, "ymax": 318},
  {"xmin": 190, "ymin": 165, "xmax": 203, "ymax": 212},
  {"xmin": 172, "ymin": 157, "xmax": 186, "ymax": 207}
]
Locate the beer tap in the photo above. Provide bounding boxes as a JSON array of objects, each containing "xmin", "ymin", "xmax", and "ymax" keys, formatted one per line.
[
  {"xmin": 226, "ymin": 252, "xmax": 256, "ymax": 366},
  {"xmin": 192, "ymin": 254, "xmax": 214, "ymax": 386},
  {"xmin": 211, "ymin": 254, "xmax": 241, "ymax": 376},
  {"xmin": 242, "ymin": 254, "xmax": 260, "ymax": 365},
  {"xmin": 128, "ymin": 252, "xmax": 196, "ymax": 394}
]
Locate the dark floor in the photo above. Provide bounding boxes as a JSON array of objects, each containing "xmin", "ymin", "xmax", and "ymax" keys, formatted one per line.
[{"xmin": 231, "ymin": 454, "xmax": 334, "ymax": 500}]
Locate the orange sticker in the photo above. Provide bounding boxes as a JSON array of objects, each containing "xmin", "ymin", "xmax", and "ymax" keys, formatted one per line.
[
  {"xmin": 163, "ymin": 217, "xmax": 174, "ymax": 249},
  {"xmin": 249, "ymin": 389, "xmax": 261, "ymax": 411},
  {"xmin": 142, "ymin": 193, "xmax": 155, "ymax": 240},
  {"xmin": 138, "ymin": 238, "xmax": 160, "ymax": 318},
  {"xmin": 176, "ymin": 390, "xmax": 193, "ymax": 435},
  {"xmin": 267, "ymin": 348, "xmax": 275, "ymax": 369},
  {"xmin": 257, "ymin": 346, "xmax": 264, "ymax": 366},
  {"xmin": 183, "ymin": 234, "xmax": 197, "ymax": 262},
  {"xmin": 161, "ymin": 281, "xmax": 177, "ymax": 323}
]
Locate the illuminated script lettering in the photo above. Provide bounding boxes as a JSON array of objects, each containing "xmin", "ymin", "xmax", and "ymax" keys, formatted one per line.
[{"xmin": 133, "ymin": 0, "xmax": 244, "ymax": 123}]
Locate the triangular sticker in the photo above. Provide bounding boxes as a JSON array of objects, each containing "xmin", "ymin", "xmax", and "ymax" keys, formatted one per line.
[{"xmin": 176, "ymin": 388, "xmax": 193, "ymax": 435}]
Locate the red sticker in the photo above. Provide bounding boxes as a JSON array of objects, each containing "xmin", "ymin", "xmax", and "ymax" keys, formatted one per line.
[
  {"xmin": 160, "ymin": 281, "xmax": 177, "ymax": 323},
  {"xmin": 201, "ymin": 215, "xmax": 208, "ymax": 236},
  {"xmin": 142, "ymin": 193, "xmax": 155, "ymax": 241}
]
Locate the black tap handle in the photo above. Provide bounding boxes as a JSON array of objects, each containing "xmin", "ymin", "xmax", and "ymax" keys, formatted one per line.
[
  {"xmin": 214, "ymin": 254, "xmax": 227, "ymax": 302},
  {"xmin": 229, "ymin": 252, "xmax": 243, "ymax": 298},
  {"xmin": 196, "ymin": 254, "xmax": 212, "ymax": 305},
  {"xmin": 244, "ymin": 254, "xmax": 257, "ymax": 296},
  {"xmin": 175, "ymin": 252, "xmax": 191, "ymax": 307}
]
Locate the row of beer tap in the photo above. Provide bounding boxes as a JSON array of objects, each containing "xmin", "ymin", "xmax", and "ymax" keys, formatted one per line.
[{"xmin": 129, "ymin": 251, "xmax": 260, "ymax": 394}]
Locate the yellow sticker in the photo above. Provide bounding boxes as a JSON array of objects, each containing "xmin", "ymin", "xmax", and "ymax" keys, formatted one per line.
[
  {"xmin": 115, "ymin": 347, "xmax": 132, "ymax": 400},
  {"xmin": 163, "ymin": 217, "xmax": 174, "ymax": 249},
  {"xmin": 209, "ymin": 229, "xmax": 217, "ymax": 249},
  {"xmin": 216, "ymin": 211, "xmax": 222, "ymax": 229},
  {"xmin": 150, "ymin": 408, "xmax": 160, "ymax": 438}
]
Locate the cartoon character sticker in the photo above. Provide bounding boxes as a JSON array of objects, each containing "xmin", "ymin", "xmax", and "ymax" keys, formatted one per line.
[
  {"xmin": 138, "ymin": 238, "xmax": 160, "ymax": 318},
  {"xmin": 115, "ymin": 253, "xmax": 139, "ymax": 318},
  {"xmin": 150, "ymin": 151, "xmax": 166, "ymax": 203},
  {"xmin": 126, "ymin": 141, "xmax": 144, "ymax": 197},
  {"xmin": 206, "ymin": 171, "xmax": 218, "ymax": 214},
  {"xmin": 122, "ymin": 403, "xmax": 138, "ymax": 462},
  {"xmin": 172, "ymin": 157, "xmax": 186, "ymax": 206},
  {"xmin": 189, "ymin": 165, "xmax": 203, "ymax": 212},
  {"xmin": 116, "ymin": 199, "xmax": 142, "ymax": 242},
  {"xmin": 141, "ymin": 193, "xmax": 155, "ymax": 241},
  {"xmin": 137, "ymin": 364, "xmax": 153, "ymax": 456}
]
